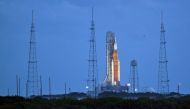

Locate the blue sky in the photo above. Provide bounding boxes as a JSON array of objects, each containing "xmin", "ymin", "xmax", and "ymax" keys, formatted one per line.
[{"xmin": 0, "ymin": 0, "xmax": 190, "ymax": 96}]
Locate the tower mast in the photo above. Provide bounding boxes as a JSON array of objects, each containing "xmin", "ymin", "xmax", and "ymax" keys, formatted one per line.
[
  {"xmin": 87, "ymin": 7, "xmax": 98, "ymax": 97},
  {"xmin": 16, "ymin": 75, "xmax": 18, "ymax": 96},
  {"xmin": 27, "ymin": 10, "xmax": 39, "ymax": 96},
  {"xmin": 49, "ymin": 77, "xmax": 52, "ymax": 99},
  {"xmin": 158, "ymin": 12, "xmax": 169, "ymax": 94}
]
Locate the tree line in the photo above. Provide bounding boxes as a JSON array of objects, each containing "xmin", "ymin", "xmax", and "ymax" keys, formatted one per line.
[{"xmin": 0, "ymin": 95, "xmax": 190, "ymax": 109}]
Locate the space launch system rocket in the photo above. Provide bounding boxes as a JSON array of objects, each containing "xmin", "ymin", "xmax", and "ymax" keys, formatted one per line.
[
  {"xmin": 112, "ymin": 39, "xmax": 120, "ymax": 85},
  {"xmin": 105, "ymin": 31, "xmax": 120, "ymax": 86}
]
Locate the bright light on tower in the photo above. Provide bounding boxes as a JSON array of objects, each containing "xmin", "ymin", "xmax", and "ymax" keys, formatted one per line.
[
  {"xmin": 127, "ymin": 83, "xmax": 131, "ymax": 87},
  {"xmin": 86, "ymin": 86, "xmax": 89, "ymax": 89},
  {"xmin": 135, "ymin": 88, "xmax": 138, "ymax": 92}
]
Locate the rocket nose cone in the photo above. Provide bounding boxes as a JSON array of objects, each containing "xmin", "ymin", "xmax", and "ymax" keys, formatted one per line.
[
  {"xmin": 114, "ymin": 37, "xmax": 117, "ymax": 50},
  {"xmin": 114, "ymin": 42, "xmax": 117, "ymax": 50}
]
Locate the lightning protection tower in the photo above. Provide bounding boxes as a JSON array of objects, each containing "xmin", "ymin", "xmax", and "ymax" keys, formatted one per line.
[
  {"xmin": 158, "ymin": 12, "xmax": 169, "ymax": 94},
  {"xmin": 27, "ymin": 10, "xmax": 39, "ymax": 96},
  {"xmin": 129, "ymin": 60, "xmax": 139, "ymax": 93},
  {"xmin": 87, "ymin": 8, "xmax": 98, "ymax": 98}
]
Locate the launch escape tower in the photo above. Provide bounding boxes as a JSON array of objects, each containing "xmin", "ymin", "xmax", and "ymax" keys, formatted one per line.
[
  {"xmin": 129, "ymin": 60, "xmax": 139, "ymax": 93},
  {"xmin": 26, "ymin": 11, "xmax": 39, "ymax": 96},
  {"xmin": 87, "ymin": 8, "xmax": 98, "ymax": 97},
  {"xmin": 158, "ymin": 12, "xmax": 169, "ymax": 94}
]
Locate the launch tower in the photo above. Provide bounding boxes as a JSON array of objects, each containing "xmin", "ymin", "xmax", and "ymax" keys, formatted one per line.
[
  {"xmin": 158, "ymin": 12, "xmax": 169, "ymax": 94},
  {"xmin": 87, "ymin": 8, "xmax": 98, "ymax": 97},
  {"xmin": 26, "ymin": 11, "xmax": 39, "ymax": 96}
]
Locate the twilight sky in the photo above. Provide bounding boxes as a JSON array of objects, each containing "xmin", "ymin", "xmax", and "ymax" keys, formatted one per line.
[{"xmin": 0, "ymin": 0, "xmax": 190, "ymax": 96}]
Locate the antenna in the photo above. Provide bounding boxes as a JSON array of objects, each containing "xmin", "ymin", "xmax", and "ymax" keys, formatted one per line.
[
  {"xmin": 26, "ymin": 82, "xmax": 28, "ymax": 97},
  {"xmin": 16, "ymin": 75, "xmax": 21, "ymax": 96},
  {"xmin": 32, "ymin": 10, "xmax": 34, "ymax": 25},
  {"xmin": 64, "ymin": 82, "xmax": 67, "ymax": 98},
  {"xmin": 40, "ymin": 76, "xmax": 42, "ymax": 96},
  {"xmin": 92, "ymin": 7, "xmax": 94, "ymax": 21},
  {"xmin": 16, "ymin": 75, "xmax": 18, "ymax": 96},
  {"xmin": 161, "ymin": 10, "xmax": 163, "ymax": 24},
  {"xmin": 49, "ymin": 77, "xmax": 51, "ymax": 99},
  {"xmin": 19, "ymin": 77, "xmax": 20, "ymax": 96}
]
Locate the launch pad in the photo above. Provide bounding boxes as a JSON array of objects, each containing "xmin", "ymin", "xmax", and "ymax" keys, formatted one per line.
[{"xmin": 101, "ymin": 83, "xmax": 127, "ymax": 92}]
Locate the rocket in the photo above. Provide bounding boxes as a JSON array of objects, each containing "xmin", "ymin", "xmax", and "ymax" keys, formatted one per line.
[{"xmin": 111, "ymin": 39, "xmax": 120, "ymax": 85}]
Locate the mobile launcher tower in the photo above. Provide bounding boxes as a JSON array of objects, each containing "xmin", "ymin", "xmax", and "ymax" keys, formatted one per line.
[{"xmin": 101, "ymin": 31, "xmax": 127, "ymax": 92}]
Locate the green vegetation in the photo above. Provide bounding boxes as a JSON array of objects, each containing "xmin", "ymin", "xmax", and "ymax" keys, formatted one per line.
[{"xmin": 0, "ymin": 96, "xmax": 190, "ymax": 109}]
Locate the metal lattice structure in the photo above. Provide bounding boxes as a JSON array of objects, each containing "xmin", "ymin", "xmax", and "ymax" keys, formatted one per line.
[
  {"xmin": 129, "ymin": 60, "xmax": 139, "ymax": 93},
  {"xmin": 158, "ymin": 12, "xmax": 169, "ymax": 94},
  {"xmin": 105, "ymin": 32, "xmax": 115, "ymax": 85},
  {"xmin": 87, "ymin": 8, "xmax": 98, "ymax": 97},
  {"xmin": 26, "ymin": 11, "xmax": 39, "ymax": 96}
]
